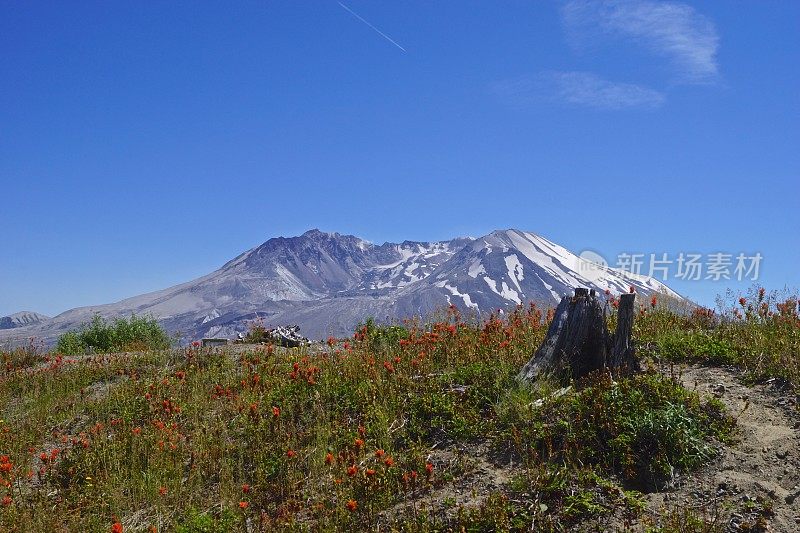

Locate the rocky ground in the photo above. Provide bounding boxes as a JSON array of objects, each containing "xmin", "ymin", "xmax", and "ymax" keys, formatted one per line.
[{"xmin": 638, "ymin": 365, "xmax": 800, "ymax": 532}]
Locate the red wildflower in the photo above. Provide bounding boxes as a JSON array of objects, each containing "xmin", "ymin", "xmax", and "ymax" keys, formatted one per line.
[
  {"xmin": 238, "ymin": 501, "xmax": 249, "ymax": 509},
  {"xmin": 365, "ymin": 468, "xmax": 376, "ymax": 477},
  {"xmin": 347, "ymin": 465, "xmax": 358, "ymax": 477},
  {"xmin": 158, "ymin": 486, "xmax": 167, "ymax": 496},
  {"xmin": 375, "ymin": 449, "xmax": 385, "ymax": 458},
  {"xmin": 2, "ymin": 495, "xmax": 11, "ymax": 507},
  {"xmin": 354, "ymin": 438, "xmax": 364, "ymax": 449},
  {"xmin": 346, "ymin": 499, "xmax": 357, "ymax": 512},
  {"xmin": 425, "ymin": 463, "xmax": 434, "ymax": 477},
  {"xmin": 325, "ymin": 452, "xmax": 334, "ymax": 465},
  {"xmin": 739, "ymin": 297, "xmax": 747, "ymax": 307},
  {"xmin": 286, "ymin": 449, "xmax": 296, "ymax": 458},
  {"xmin": 650, "ymin": 295, "xmax": 657, "ymax": 308},
  {"xmin": 111, "ymin": 523, "xmax": 123, "ymax": 533},
  {"xmin": 272, "ymin": 406, "xmax": 280, "ymax": 418},
  {"xmin": 384, "ymin": 456, "xmax": 394, "ymax": 467},
  {"xmin": 242, "ymin": 483, "xmax": 251, "ymax": 493}
]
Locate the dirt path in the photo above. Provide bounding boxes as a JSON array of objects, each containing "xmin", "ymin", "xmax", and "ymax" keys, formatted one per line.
[{"xmin": 642, "ymin": 365, "xmax": 800, "ymax": 532}]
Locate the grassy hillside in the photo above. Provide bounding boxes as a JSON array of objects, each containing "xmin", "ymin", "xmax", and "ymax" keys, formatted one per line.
[{"xmin": 0, "ymin": 289, "xmax": 796, "ymax": 532}]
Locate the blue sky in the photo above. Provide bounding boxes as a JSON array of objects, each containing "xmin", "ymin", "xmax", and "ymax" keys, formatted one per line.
[{"xmin": 1, "ymin": 1, "xmax": 798, "ymax": 317}]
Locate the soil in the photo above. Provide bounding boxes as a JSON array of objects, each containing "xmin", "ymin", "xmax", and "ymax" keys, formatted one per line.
[
  {"xmin": 637, "ymin": 365, "xmax": 800, "ymax": 532},
  {"xmin": 378, "ymin": 364, "xmax": 800, "ymax": 532}
]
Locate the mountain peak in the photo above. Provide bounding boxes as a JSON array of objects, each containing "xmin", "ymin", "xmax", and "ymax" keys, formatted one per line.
[
  {"xmin": 0, "ymin": 229, "xmax": 684, "ymax": 344},
  {"xmin": 301, "ymin": 228, "xmax": 338, "ymax": 238},
  {"xmin": 0, "ymin": 311, "xmax": 51, "ymax": 330}
]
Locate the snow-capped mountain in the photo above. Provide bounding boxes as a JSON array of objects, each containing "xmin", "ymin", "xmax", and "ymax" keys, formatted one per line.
[{"xmin": 0, "ymin": 229, "xmax": 683, "ymax": 344}]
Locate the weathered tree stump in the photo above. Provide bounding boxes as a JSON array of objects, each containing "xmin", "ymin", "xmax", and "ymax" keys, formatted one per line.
[{"xmin": 517, "ymin": 288, "xmax": 639, "ymax": 383}]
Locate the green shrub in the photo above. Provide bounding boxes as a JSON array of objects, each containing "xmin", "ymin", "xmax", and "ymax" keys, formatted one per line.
[
  {"xmin": 356, "ymin": 317, "xmax": 409, "ymax": 351},
  {"xmin": 499, "ymin": 372, "xmax": 734, "ymax": 490},
  {"xmin": 56, "ymin": 314, "xmax": 171, "ymax": 355},
  {"xmin": 656, "ymin": 331, "xmax": 738, "ymax": 365}
]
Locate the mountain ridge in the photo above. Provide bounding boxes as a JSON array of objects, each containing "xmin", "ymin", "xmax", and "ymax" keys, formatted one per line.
[{"xmin": 0, "ymin": 229, "xmax": 683, "ymax": 344}]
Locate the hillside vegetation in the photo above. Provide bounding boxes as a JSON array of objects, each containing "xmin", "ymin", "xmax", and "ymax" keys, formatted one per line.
[{"xmin": 0, "ymin": 288, "xmax": 796, "ymax": 532}]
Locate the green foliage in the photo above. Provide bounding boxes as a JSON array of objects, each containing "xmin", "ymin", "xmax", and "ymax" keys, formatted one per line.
[
  {"xmin": 634, "ymin": 287, "xmax": 799, "ymax": 385},
  {"xmin": 647, "ymin": 506, "xmax": 723, "ymax": 533},
  {"xmin": 176, "ymin": 508, "xmax": 239, "ymax": 533},
  {"xmin": 242, "ymin": 320, "xmax": 269, "ymax": 344},
  {"xmin": 656, "ymin": 331, "xmax": 738, "ymax": 365},
  {"xmin": 357, "ymin": 317, "xmax": 410, "ymax": 351},
  {"xmin": 499, "ymin": 372, "xmax": 734, "ymax": 489},
  {"xmin": 448, "ymin": 467, "xmax": 644, "ymax": 532},
  {"xmin": 56, "ymin": 314, "xmax": 171, "ymax": 355}
]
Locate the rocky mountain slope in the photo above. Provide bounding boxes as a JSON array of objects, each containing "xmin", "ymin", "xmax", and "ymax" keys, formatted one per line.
[
  {"xmin": 0, "ymin": 311, "xmax": 50, "ymax": 330},
  {"xmin": 0, "ymin": 229, "xmax": 683, "ymax": 344}
]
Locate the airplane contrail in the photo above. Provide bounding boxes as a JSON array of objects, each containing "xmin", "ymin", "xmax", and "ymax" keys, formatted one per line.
[{"xmin": 337, "ymin": 2, "xmax": 406, "ymax": 52}]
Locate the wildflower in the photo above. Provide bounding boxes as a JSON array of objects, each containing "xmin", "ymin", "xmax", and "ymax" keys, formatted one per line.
[
  {"xmin": 375, "ymin": 449, "xmax": 384, "ymax": 458},
  {"xmin": 158, "ymin": 486, "xmax": 167, "ymax": 496},
  {"xmin": 238, "ymin": 501, "xmax": 249, "ymax": 509},
  {"xmin": 272, "ymin": 406, "xmax": 280, "ymax": 418},
  {"xmin": 325, "ymin": 452, "xmax": 334, "ymax": 465},
  {"xmin": 132, "ymin": 427, "xmax": 142, "ymax": 436},
  {"xmin": 384, "ymin": 456, "xmax": 394, "ymax": 467},
  {"xmin": 2, "ymin": 495, "xmax": 11, "ymax": 507},
  {"xmin": 111, "ymin": 523, "xmax": 123, "ymax": 533},
  {"xmin": 383, "ymin": 361, "xmax": 395, "ymax": 373},
  {"xmin": 286, "ymin": 449, "xmax": 296, "ymax": 458},
  {"xmin": 354, "ymin": 438, "xmax": 364, "ymax": 449},
  {"xmin": 346, "ymin": 499, "xmax": 357, "ymax": 512},
  {"xmin": 425, "ymin": 463, "xmax": 434, "ymax": 478},
  {"xmin": 242, "ymin": 483, "xmax": 251, "ymax": 493},
  {"xmin": 347, "ymin": 465, "xmax": 358, "ymax": 477},
  {"xmin": 365, "ymin": 468, "xmax": 376, "ymax": 477},
  {"xmin": 191, "ymin": 341, "xmax": 201, "ymax": 348},
  {"xmin": 650, "ymin": 295, "xmax": 657, "ymax": 308},
  {"xmin": 739, "ymin": 297, "xmax": 747, "ymax": 307}
]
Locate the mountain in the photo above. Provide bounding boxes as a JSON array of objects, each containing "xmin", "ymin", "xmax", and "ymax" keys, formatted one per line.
[
  {"xmin": 0, "ymin": 311, "xmax": 51, "ymax": 330},
  {"xmin": 0, "ymin": 229, "xmax": 683, "ymax": 345}
]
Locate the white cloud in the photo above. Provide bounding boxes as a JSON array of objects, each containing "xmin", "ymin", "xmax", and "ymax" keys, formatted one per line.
[
  {"xmin": 493, "ymin": 71, "xmax": 665, "ymax": 110},
  {"xmin": 562, "ymin": 0, "xmax": 719, "ymax": 84}
]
